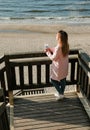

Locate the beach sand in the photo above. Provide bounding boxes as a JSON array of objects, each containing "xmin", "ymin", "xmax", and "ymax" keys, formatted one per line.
[
  {"xmin": 0, "ymin": 24, "xmax": 90, "ymax": 56},
  {"xmin": 0, "ymin": 23, "xmax": 89, "ymax": 94}
]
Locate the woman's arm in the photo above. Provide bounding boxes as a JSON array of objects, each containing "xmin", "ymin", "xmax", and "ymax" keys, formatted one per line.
[
  {"xmin": 46, "ymin": 46, "xmax": 60, "ymax": 61},
  {"xmin": 45, "ymin": 47, "xmax": 54, "ymax": 54},
  {"xmin": 49, "ymin": 47, "xmax": 54, "ymax": 54}
]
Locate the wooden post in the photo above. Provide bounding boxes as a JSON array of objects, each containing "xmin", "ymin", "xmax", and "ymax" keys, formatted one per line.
[
  {"xmin": 5, "ymin": 55, "xmax": 14, "ymax": 105},
  {"xmin": 8, "ymin": 91, "xmax": 13, "ymax": 106},
  {"xmin": 87, "ymin": 74, "xmax": 90, "ymax": 99},
  {"xmin": 0, "ymin": 88, "xmax": 4, "ymax": 102},
  {"xmin": 76, "ymin": 62, "xmax": 80, "ymax": 92}
]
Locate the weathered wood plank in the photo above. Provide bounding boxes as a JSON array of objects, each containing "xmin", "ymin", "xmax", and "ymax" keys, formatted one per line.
[
  {"xmin": 14, "ymin": 93, "xmax": 90, "ymax": 130},
  {"xmin": 14, "ymin": 122, "xmax": 90, "ymax": 130}
]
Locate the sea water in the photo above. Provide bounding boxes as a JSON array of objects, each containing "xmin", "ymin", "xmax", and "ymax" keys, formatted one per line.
[{"xmin": 0, "ymin": 0, "xmax": 90, "ymax": 24}]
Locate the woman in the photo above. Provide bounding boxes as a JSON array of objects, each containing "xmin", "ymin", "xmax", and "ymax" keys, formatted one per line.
[{"xmin": 45, "ymin": 30, "xmax": 69, "ymax": 100}]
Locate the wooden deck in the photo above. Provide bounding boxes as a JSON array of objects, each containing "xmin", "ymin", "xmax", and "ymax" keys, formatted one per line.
[{"xmin": 13, "ymin": 93, "xmax": 90, "ymax": 130}]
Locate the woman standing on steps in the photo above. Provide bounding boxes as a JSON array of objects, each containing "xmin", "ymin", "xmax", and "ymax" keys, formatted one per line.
[{"xmin": 45, "ymin": 30, "xmax": 69, "ymax": 100}]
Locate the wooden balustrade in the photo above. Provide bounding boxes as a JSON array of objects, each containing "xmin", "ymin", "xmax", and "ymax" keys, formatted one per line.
[
  {"xmin": 0, "ymin": 89, "xmax": 10, "ymax": 130},
  {"xmin": 4, "ymin": 50, "xmax": 78, "ymax": 92},
  {"xmin": 0, "ymin": 49, "xmax": 89, "ymax": 101},
  {"xmin": 77, "ymin": 50, "xmax": 90, "ymax": 100}
]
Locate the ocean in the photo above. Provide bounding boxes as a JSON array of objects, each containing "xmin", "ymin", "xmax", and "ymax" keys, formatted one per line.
[{"xmin": 0, "ymin": 0, "xmax": 90, "ymax": 24}]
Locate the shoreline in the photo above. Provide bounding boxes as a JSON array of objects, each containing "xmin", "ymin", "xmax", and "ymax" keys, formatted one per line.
[
  {"xmin": 0, "ymin": 23, "xmax": 90, "ymax": 56},
  {"xmin": 0, "ymin": 16, "xmax": 90, "ymax": 25}
]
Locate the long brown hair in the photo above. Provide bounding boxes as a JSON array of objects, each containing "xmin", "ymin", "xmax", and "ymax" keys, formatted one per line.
[{"xmin": 58, "ymin": 30, "xmax": 69, "ymax": 57}]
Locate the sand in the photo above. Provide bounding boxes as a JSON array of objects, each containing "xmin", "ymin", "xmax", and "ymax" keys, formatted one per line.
[{"xmin": 0, "ymin": 23, "xmax": 90, "ymax": 56}]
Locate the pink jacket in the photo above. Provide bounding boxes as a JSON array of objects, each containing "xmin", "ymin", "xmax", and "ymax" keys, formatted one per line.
[{"xmin": 46, "ymin": 44, "xmax": 69, "ymax": 81}]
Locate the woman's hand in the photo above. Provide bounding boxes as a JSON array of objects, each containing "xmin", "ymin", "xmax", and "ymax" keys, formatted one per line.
[{"xmin": 44, "ymin": 48, "xmax": 51, "ymax": 53}]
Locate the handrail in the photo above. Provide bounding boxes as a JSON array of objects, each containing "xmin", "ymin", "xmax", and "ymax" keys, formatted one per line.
[
  {"xmin": 0, "ymin": 55, "xmax": 5, "ymax": 63},
  {"xmin": 4, "ymin": 49, "xmax": 78, "ymax": 59}
]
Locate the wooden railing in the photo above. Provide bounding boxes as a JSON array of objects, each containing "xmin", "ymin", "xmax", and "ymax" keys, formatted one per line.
[
  {"xmin": 77, "ymin": 50, "xmax": 90, "ymax": 100},
  {"xmin": 0, "ymin": 49, "xmax": 90, "ymax": 101},
  {"xmin": 4, "ymin": 50, "xmax": 78, "ymax": 91},
  {"xmin": 0, "ymin": 89, "xmax": 10, "ymax": 130}
]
